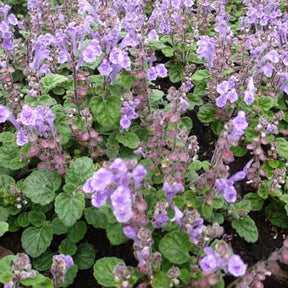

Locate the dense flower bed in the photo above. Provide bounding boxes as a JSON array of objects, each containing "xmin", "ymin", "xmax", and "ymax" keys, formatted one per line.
[{"xmin": 0, "ymin": 0, "xmax": 288, "ymax": 287}]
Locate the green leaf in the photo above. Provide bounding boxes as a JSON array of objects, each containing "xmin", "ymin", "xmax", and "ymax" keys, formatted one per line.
[
  {"xmin": 191, "ymin": 69, "xmax": 210, "ymax": 84},
  {"xmin": 33, "ymin": 251, "xmax": 53, "ymax": 271},
  {"xmin": 0, "ymin": 221, "xmax": 9, "ymax": 237},
  {"xmin": 0, "ymin": 132, "xmax": 15, "ymax": 144},
  {"xmin": 257, "ymin": 187, "xmax": 269, "ymax": 199},
  {"xmin": 67, "ymin": 221, "xmax": 87, "ymax": 243},
  {"xmin": 266, "ymin": 202, "xmax": 288, "ymax": 229},
  {"xmin": 20, "ymin": 271, "xmax": 53, "ymax": 288},
  {"xmin": 243, "ymin": 193, "xmax": 264, "ymax": 211},
  {"xmin": 179, "ymin": 117, "xmax": 193, "ymax": 132},
  {"xmin": 276, "ymin": 138, "xmax": 288, "ymax": 160},
  {"xmin": 0, "ymin": 145, "xmax": 27, "ymax": 170},
  {"xmin": 161, "ymin": 46, "xmax": 174, "ymax": 57},
  {"xmin": 159, "ymin": 231, "xmax": 192, "ymax": 264},
  {"xmin": 0, "ymin": 255, "xmax": 16, "ymax": 280},
  {"xmin": 187, "ymin": 93, "xmax": 203, "ymax": 110},
  {"xmin": 41, "ymin": 74, "xmax": 68, "ymax": 92},
  {"xmin": 84, "ymin": 207, "xmax": 108, "ymax": 229},
  {"xmin": 59, "ymin": 238, "xmax": 77, "ymax": 255},
  {"xmin": 151, "ymin": 272, "xmax": 170, "ymax": 288},
  {"xmin": 64, "ymin": 157, "xmax": 94, "ymax": 192},
  {"xmin": 90, "ymin": 96, "xmax": 121, "ymax": 129},
  {"xmin": 0, "ymin": 271, "xmax": 13, "ymax": 283},
  {"xmin": 197, "ymin": 103, "xmax": 216, "ymax": 123},
  {"xmin": 28, "ymin": 211, "xmax": 46, "ymax": 227},
  {"xmin": 258, "ymin": 96, "xmax": 274, "ymax": 111},
  {"xmin": 61, "ymin": 265, "xmax": 78, "ymax": 287},
  {"xmin": 168, "ymin": 64, "xmax": 184, "ymax": 83},
  {"xmin": 231, "ymin": 215, "xmax": 258, "ymax": 243},
  {"xmin": 23, "ymin": 170, "xmax": 61, "ymax": 205},
  {"xmin": 55, "ymin": 193, "xmax": 85, "ymax": 227},
  {"xmin": 93, "ymin": 257, "xmax": 124, "ymax": 287},
  {"xmin": 51, "ymin": 218, "xmax": 68, "ymax": 235},
  {"xmin": 17, "ymin": 212, "xmax": 30, "ymax": 227},
  {"xmin": 21, "ymin": 226, "xmax": 53, "ymax": 257},
  {"xmin": 74, "ymin": 243, "xmax": 96, "ymax": 270},
  {"xmin": 116, "ymin": 132, "xmax": 140, "ymax": 149},
  {"xmin": 106, "ymin": 222, "xmax": 126, "ymax": 245},
  {"xmin": 179, "ymin": 269, "xmax": 190, "ymax": 285}
]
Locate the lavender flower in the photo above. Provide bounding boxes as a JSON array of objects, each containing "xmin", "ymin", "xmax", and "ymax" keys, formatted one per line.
[
  {"xmin": 228, "ymin": 255, "xmax": 247, "ymax": 277},
  {"xmin": 216, "ymin": 78, "xmax": 238, "ymax": 107},
  {"xmin": 200, "ymin": 254, "xmax": 218, "ymax": 272},
  {"xmin": 110, "ymin": 186, "xmax": 133, "ymax": 223},
  {"xmin": 244, "ymin": 77, "xmax": 256, "ymax": 105},
  {"xmin": 120, "ymin": 99, "xmax": 140, "ymax": 131},
  {"xmin": 197, "ymin": 36, "xmax": 216, "ymax": 70},
  {"xmin": 82, "ymin": 39, "xmax": 102, "ymax": 63},
  {"xmin": 83, "ymin": 159, "xmax": 147, "ymax": 223},
  {"xmin": 215, "ymin": 159, "xmax": 253, "ymax": 202},
  {"xmin": 98, "ymin": 59, "xmax": 113, "ymax": 76}
]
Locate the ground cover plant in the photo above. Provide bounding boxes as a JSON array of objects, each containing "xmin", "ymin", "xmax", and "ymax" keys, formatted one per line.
[{"xmin": 1, "ymin": 0, "xmax": 288, "ymax": 287}]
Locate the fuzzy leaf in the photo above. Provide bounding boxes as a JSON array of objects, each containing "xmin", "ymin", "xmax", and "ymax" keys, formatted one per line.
[
  {"xmin": 55, "ymin": 193, "xmax": 85, "ymax": 227},
  {"xmin": 23, "ymin": 170, "xmax": 61, "ymax": 205},
  {"xmin": 151, "ymin": 272, "xmax": 170, "ymax": 288},
  {"xmin": 74, "ymin": 243, "xmax": 96, "ymax": 270},
  {"xmin": 64, "ymin": 157, "xmax": 94, "ymax": 192},
  {"xmin": 41, "ymin": 73, "xmax": 68, "ymax": 92},
  {"xmin": 21, "ymin": 226, "xmax": 53, "ymax": 257},
  {"xmin": 90, "ymin": 96, "xmax": 121, "ymax": 129},
  {"xmin": 93, "ymin": 257, "xmax": 124, "ymax": 287},
  {"xmin": 116, "ymin": 132, "xmax": 140, "ymax": 149},
  {"xmin": 231, "ymin": 215, "xmax": 258, "ymax": 243},
  {"xmin": 159, "ymin": 231, "xmax": 191, "ymax": 264}
]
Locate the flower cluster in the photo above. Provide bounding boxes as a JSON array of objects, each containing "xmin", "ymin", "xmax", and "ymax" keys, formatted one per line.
[
  {"xmin": 120, "ymin": 98, "xmax": 140, "ymax": 131},
  {"xmin": 216, "ymin": 76, "xmax": 238, "ymax": 108},
  {"xmin": 0, "ymin": 4, "xmax": 18, "ymax": 51},
  {"xmin": 197, "ymin": 36, "xmax": 216, "ymax": 70},
  {"xmin": 200, "ymin": 241, "xmax": 247, "ymax": 277},
  {"xmin": 0, "ymin": 104, "xmax": 55, "ymax": 146},
  {"xmin": 4, "ymin": 253, "xmax": 36, "ymax": 288},
  {"xmin": 51, "ymin": 254, "xmax": 74, "ymax": 287},
  {"xmin": 83, "ymin": 158, "xmax": 147, "ymax": 223},
  {"xmin": 146, "ymin": 64, "xmax": 168, "ymax": 81},
  {"xmin": 215, "ymin": 159, "xmax": 253, "ymax": 202}
]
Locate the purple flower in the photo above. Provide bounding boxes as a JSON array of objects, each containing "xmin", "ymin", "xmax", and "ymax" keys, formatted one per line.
[
  {"xmin": 153, "ymin": 213, "xmax": 169, "ymax": 228},
  {"xmin": 110, "ymin": 186, "xmax": 133, "ymax": 223},
  {"xmin": 262, "ymin": 50, "xmax": 280, "ymax": 63},
  {"xmin": 84, "ymin": 168, "xmax": 113, "ymax": 193},
  {"xmin": 132, "ymin": 165, "xmax": 147, "ymax": 187},
  {"xmin": 52, "ymin": 254, "xmax": 74, "ymax": 272},
  {"xmin": 146, "ymin": 67, "xmax": 157, "ymax": 81},
  {"xmin": 98, "ymin": 59, "xmax": 112, "ymax": 76},
  {"xmin": 91, "ymin": 190, "xmax": 109, "ymax": 207},
  {"xmin": 197, "ymin": 36, "xmax": 216, "ymax": 70},
  {"xmin": 200, "ymin": 254, "xmax": 218, "ymax": 272},
  {"xmin": 244, "ymin": 77, "xmax": 256, "ymax": 105},
  {"xmin": 228, "ymin": 255, "xmax": 247, "ymax": 277},
  {"xmin": 120, "ymin": 116, "xmax": 131, "ymax": 130},
  {"xmin": 82, "ymin": 39, "xmax": 102, "ymax": 63},
  {"xmin": 155, "ymin": 64, "xmax": 167, "ymax": 78},
  {"xmin": 16, "ymin": 129, "xmax": 29, "ymax": 146},
  {"xmin": 163, "ymin": 182, "xmax": 184, "ymax": 202},
  {"xmin": 183, "ymin": 0, "xmax": 194, "ymax": 8},
  {"xmin": 0, "ymin": 105, "xmax": 11, "ymax": 123},
  {"xmin": 223, "ymin": 185, "xmax": 237, "ymax": 202},
  {"xmin": 19, "ymin": 105, "xmax": 36, "ymax": 126},
  {"xmin": 170, "ymin": 204, "xmax": 183, "ymax": 225},
  {"xmin": 217, "ymin": 81, "xmax": 229, "ymax": 94},
  {"xmin": 232, "ymin": 111, "xmax": 248, "ymax": 131}
]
